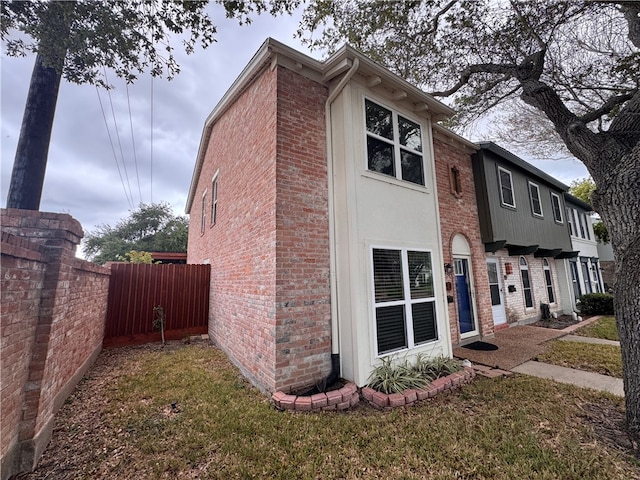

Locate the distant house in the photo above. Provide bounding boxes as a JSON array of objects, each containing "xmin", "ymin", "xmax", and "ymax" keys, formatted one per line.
[
  {"xmin": 563, "ymin": 193, "xmax": 605, "ymax": 304},
  {"xmin": 471, "ymin": 142, "xmax": 576, "ymax": 325},
  {"xmin": 185, "ymin": 38, "xmax": 494, "ymax": 393}
]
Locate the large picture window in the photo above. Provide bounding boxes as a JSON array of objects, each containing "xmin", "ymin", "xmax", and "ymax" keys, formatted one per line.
[
  {"xmin": 498, "ymin": 166, "xmax": 515, "ymax": 208},
  {"xmin": 365, "ymin": 99, "xmax": 425, "ymax": 186},
  {"xmin": 372, "ymin": 248, "xmax": 437, "ymax": 355}
]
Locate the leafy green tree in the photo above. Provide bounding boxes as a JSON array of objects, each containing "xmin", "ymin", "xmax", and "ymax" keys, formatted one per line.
[
  {"xmin": 83, "ymin": 203, "xmax": 188, "ymax": 264},
  {"xmin": 569, "ymin": 177, "xmax": 596, "ymax": 205},
  {"xmin": 0, "ymin": 0, "xmax": 295, "ymax": 210},
  {"xmin": 297, "ymin": 0, "xmax": 640, "ymax": 450},
  {"xmin": 123, "ymin": 250, "xmax": 155, "ymax": 264},
  {"xmin": 569, "ymin": 177, "xmax": 611, "ymax": 244}
]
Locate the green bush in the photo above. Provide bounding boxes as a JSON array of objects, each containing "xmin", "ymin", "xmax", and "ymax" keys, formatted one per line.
[
  {"xmin": 577, "ymin": 293, "xmax": 614, "ymax": 315},
  {"xmin": 367, "ymin": 354, "xmax": 463, "ymax": 393}
]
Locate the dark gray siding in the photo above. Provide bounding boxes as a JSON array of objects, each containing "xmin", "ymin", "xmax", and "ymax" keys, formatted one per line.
[{"xmin": 472, "ymin": 148, "xmax": 572, "ymax": 251}]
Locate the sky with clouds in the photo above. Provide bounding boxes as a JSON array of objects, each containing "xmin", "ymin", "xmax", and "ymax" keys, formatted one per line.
[{"xmin": 1, "ymin": 3, "xmax": 589, "ymax": 256}]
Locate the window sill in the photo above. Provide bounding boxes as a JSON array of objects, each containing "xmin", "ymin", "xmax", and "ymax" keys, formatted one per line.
[{"xmin": 362, "ymin": 170, "xmax": 430, "ymax": 193}]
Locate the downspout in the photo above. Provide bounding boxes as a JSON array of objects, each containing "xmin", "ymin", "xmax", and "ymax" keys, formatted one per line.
[{"xmin": 325, "ymin": 57, "xmax": 360, "ymax": 386}]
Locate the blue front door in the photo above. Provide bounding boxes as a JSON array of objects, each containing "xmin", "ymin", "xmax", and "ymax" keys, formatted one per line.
[{"xmin": 454, "ymin": 258, "xmax": 475, "ymax": 335}]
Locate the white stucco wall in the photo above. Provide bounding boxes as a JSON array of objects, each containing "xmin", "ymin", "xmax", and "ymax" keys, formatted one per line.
[{"xmin": 330, "ymin": 80, "xmax": 451, "ymax": 387}]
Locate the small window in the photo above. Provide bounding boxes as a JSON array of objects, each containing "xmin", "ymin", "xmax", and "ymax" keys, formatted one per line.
[
  {"xmin": 211, "ymin": 174, "xmax": 218, "ymax": 226},
  {"xmin": 365, "ymin": 99, "xmax": 425, "ymax": 186},
  {"xmin": 551, "ymin": 193, "xmax": 563, "ymax": 223},
  {"xmin": 543, "ymin": 258, "xmax": 555, "ymax": 304},
  {"xmin": 498, "ymin": 166, "xmax": 515, "ymax": 208},
  {"xmin": 583, "ymin": 213, "xmax": 591, "ymax": 240},
  {"xmin": 520, "ymin": 256, "xmax": 533, "ymax": 308},
  {"xmin": 528, "ymin": 181, "xmax": 543, "ymax": 217},
  {"xmin": 566, "ymin": 208, "xmax": 575, "ymax": 236},
  {"xmin": 200, "ymin": 192, "xmax": 207, "ymax": 235},
  {"xmin": 450, "ymin": 166, "xmax": 462, "ymax": 197},
  {"xmin": 577, "ymin": 210, "xmax": 586, "ymax": 238},
  {"xmin": 372, "ymin": 247, "xmax": 437, "ymax": 355}
]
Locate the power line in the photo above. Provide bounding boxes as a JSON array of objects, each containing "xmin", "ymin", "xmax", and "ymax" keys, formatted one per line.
[
  {"xmin": 103, "ymin": 67, "xmax": 135, "ymax": 208},
  {"xmin": 95, "ymin": 86, "xmax": 134, "ymax": 209},
  {"xmin": 150, "ymin": 73, "xmax": 154, "ymax": 204},
  {"xmin": 125, "ymin": 82, "xmax": 143, "ymax": 204}
]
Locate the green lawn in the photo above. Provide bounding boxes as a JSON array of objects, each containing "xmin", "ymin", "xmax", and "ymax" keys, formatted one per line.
[
  {"xmin": 27, "ymin": 344, "xmax": 639, "ymax": 480},
  {"xmin": 538, "ymin": 341, "xmax": 623, "ymax": 378},
  {"xmin": 574, "ymin": 316, "xmax": 619, "ymax": 341}
]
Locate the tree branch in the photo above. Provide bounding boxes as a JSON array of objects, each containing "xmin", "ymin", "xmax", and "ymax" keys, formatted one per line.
[
  {"xmin": 621, "ymin": 2, "xmax": 640, "ymax": 48},
  {"xmin": 579, "ymin": 91, "xmax": 637, "ymax": 123},
  {"xmin": 431, "ymin": 63, "xmax": 518, "ymax": 97},
  {"xmin": 416, "ymin": 0, "xmax": 458, "ymax": 37}
]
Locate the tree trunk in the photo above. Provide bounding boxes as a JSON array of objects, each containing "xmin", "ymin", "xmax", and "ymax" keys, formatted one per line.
[
  {"xmin": 593, "ymin": 143, "xmax": 640, "ymax": 454},
  {"xmin": 6, "ymin": 53, "xmax": 64, "ymax": 210}
]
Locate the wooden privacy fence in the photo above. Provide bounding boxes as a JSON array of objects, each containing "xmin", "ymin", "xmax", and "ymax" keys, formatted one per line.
[{"xmin": 104, "ymin": 263, "xmax": 210, "ymax": 347}]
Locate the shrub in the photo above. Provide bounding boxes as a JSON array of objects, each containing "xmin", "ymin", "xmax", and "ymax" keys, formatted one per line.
[
  {"xmin": 577, "ymin": 293, "xmax": 614, "ymax": 315},
  {"xmin": 367, "ymin": 356, "xmax": 429, "ymax": 394},
  {"xmin": 367, "ymin": 354, "xmax": 463, "ymax": 393}
]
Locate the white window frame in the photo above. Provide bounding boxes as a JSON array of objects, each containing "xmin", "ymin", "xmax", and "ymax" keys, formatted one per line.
[
  {"xmin": 211, "ymin": 171, "xmax": 219, "ymax": 226},
  {"xmin": 520, "ymin": 256, "xmax": 534, "ymax": 309},
  {"xmin": 370, "ymin": 246, "xmax": 438, "ymax": 357},
  {"xmin": 528, "ymin": 181, "xmax": 543, "ymax": 217},
  {"xmin": 543, "ymin": 258, "xmax": 555, "ymax": 304},
  {"xmin": 200, "ymin": 190, "xmax": 207, "ymax": 235},
  {"xmin": 583, "ymin": 213, "xmax": 591, "ymax": 240},
  {"xmin": 364, "ymin": 97, "xmax": 426, "ymax": 187},
  {"xmin": 566, "ymin": 207, "xmax": 575, "ymax": 236},
  {"xmin": 550, "ymin": 192, "xmax": 563, "ymax": 223},
  {"xmin": 498, "ymin": 166, "xmax": 516, "ymax": 208}
]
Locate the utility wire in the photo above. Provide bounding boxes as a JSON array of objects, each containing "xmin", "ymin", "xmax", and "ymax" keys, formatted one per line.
[
  {"xmin": 150, "ymin": 72, "xmax": 154, "ymax": 204},
  {"xmin": 95, "ymin": 86, "xmax": 134, "ymax": 209},
  {"xmin": 103, "ymin": 67, "xmax": 135, "ymax": 208},
  {"xmin": 125, "ymin": 82, "xmax": 143, "ymax": 204}
]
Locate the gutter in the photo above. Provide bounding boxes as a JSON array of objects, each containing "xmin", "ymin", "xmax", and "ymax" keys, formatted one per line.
[{"xmin": 325, "ymin": 56, "xmax": 360, "ymax": 383}]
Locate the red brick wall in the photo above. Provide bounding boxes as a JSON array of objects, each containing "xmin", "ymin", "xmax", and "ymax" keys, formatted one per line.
[
  {"xmin": 274, "ymin": 67, "xmax": 331, "ymax": 393},
  {"xmin": 187, "ymin": 64, "xmax": 280, "ymax": 391},
  {"xmin": 432, "ymin": 136, "xmax": 495, "ymax": 344},
  {"xmin": 187, "ymin": 65, "xmax": 331, "ymax": 394},
  {"xmin": 1, "ymin": 209, "xmax": 110, "ymax": 479}
]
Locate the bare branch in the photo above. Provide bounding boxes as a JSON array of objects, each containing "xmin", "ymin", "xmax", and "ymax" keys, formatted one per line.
[
  {"xmin": 431, "ymin": 63, "xmax": 518, "ymax": 97},
  {"xmin": 580, "ymin": 91, "xmax": 637, "ymax": 123}
]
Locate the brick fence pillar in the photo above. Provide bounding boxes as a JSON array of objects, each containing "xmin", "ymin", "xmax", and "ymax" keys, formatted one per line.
[{"xmin": 1, "ymin": 209, "xmax": 84, "ymax": 477}]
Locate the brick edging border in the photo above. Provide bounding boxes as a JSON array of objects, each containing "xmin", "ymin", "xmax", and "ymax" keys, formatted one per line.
[{"xmin": 271, "ymin": 367, "xmax": 476, "ymax": 412}]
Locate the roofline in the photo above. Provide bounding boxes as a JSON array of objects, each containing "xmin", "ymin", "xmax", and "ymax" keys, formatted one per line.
[
  {"xmin": 476, "ymin": 141, "xmax": 569, "ymax": 191},
  {"xmin": 186, "ymin": 38, "xmax": 456, "ymax": 213},
  {"xmin": 564, "ymin": 192, "xmax": 593, "ymax": 211}
]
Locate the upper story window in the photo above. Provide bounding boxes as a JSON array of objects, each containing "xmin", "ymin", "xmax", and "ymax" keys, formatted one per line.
[
  {"xmin": 211, "ymin": 173, "xmax": 218, "ymax": 226},
  {"xmin": 550, "ymin": 192, "xmax": 563, "ymax": 223},
  {"xmin": 577, "ymin": 209, "xmax": 586, "ymax": 238},
  {"xmin": 365, "ymin": 99, "xmax": 425, "ymax": 186},
  {"xmin": 200, "ymin": 191, "xmax": 207, "ymax": 235},
  {"xmin": 567, "ymin": 208, "xmax": 575, "ymax": 236},
  {"xmin": 583, "ymin": 213, "xmax": 591, "ymax": 240},
  {"xmin": 528, "ymin": 181, "xmax": 543, "ymax": 217},
  {"xmin": 498, "ymin": 166, "xmax": 515, "ymax": 208}
]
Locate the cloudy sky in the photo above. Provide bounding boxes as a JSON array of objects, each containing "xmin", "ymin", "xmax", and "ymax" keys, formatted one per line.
[{"xmin": 1, "ymin": 3, "xmax": 588, "ymax": 256}]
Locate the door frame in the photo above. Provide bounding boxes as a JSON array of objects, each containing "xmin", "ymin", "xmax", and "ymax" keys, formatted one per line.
[
  {"xmin": 453, "ymin": 255, "xmax": 478, "ymax": 339},
  {"xmin": 487, "ymin": 257, "xmax": 506, "ymax": 325}
]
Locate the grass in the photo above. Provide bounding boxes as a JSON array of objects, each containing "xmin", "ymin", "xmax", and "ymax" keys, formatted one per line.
[
  {"xmin": 34, "ymin": 344, "xmax": 639, "ymax": 479},
  {"xmin": 538, "ymin": 341, "xmax": 623, "ymax": 378},
  {"xmin": 574, "ymin": 316, "xmax": 619, "ymax": 341}
]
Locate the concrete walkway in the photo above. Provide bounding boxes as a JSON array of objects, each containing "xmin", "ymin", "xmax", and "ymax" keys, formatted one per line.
[
  {"xmin": 558, "ymin": 335, "xmax": 620, "ymax": 347},
  {"xmin": 512, "ymin": 361, "xmax": 624, "ymax": 397},
  {"xmin": 511, "ymin": 319, "xmax": 624, "ymax": 397}
]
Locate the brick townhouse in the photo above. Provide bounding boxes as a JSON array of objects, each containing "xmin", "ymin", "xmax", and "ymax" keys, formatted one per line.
[{"xmin": 186, "ymin": 38, "xmax": 495, "ymax": 394}]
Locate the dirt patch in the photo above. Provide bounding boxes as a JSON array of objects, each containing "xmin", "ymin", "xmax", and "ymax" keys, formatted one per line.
[
  {"xmin": 579, "ymin": 401, "xmax": 637, "ymax": 455},
  {"xmin": 531, "ymin": 314, "xmax": 581, "ymax": 330}
]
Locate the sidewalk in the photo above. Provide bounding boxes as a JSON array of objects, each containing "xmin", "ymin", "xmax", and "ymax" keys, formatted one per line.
[{"xmin": 455, "ymin": 316, "xmax": 625, "ymax": 397}]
